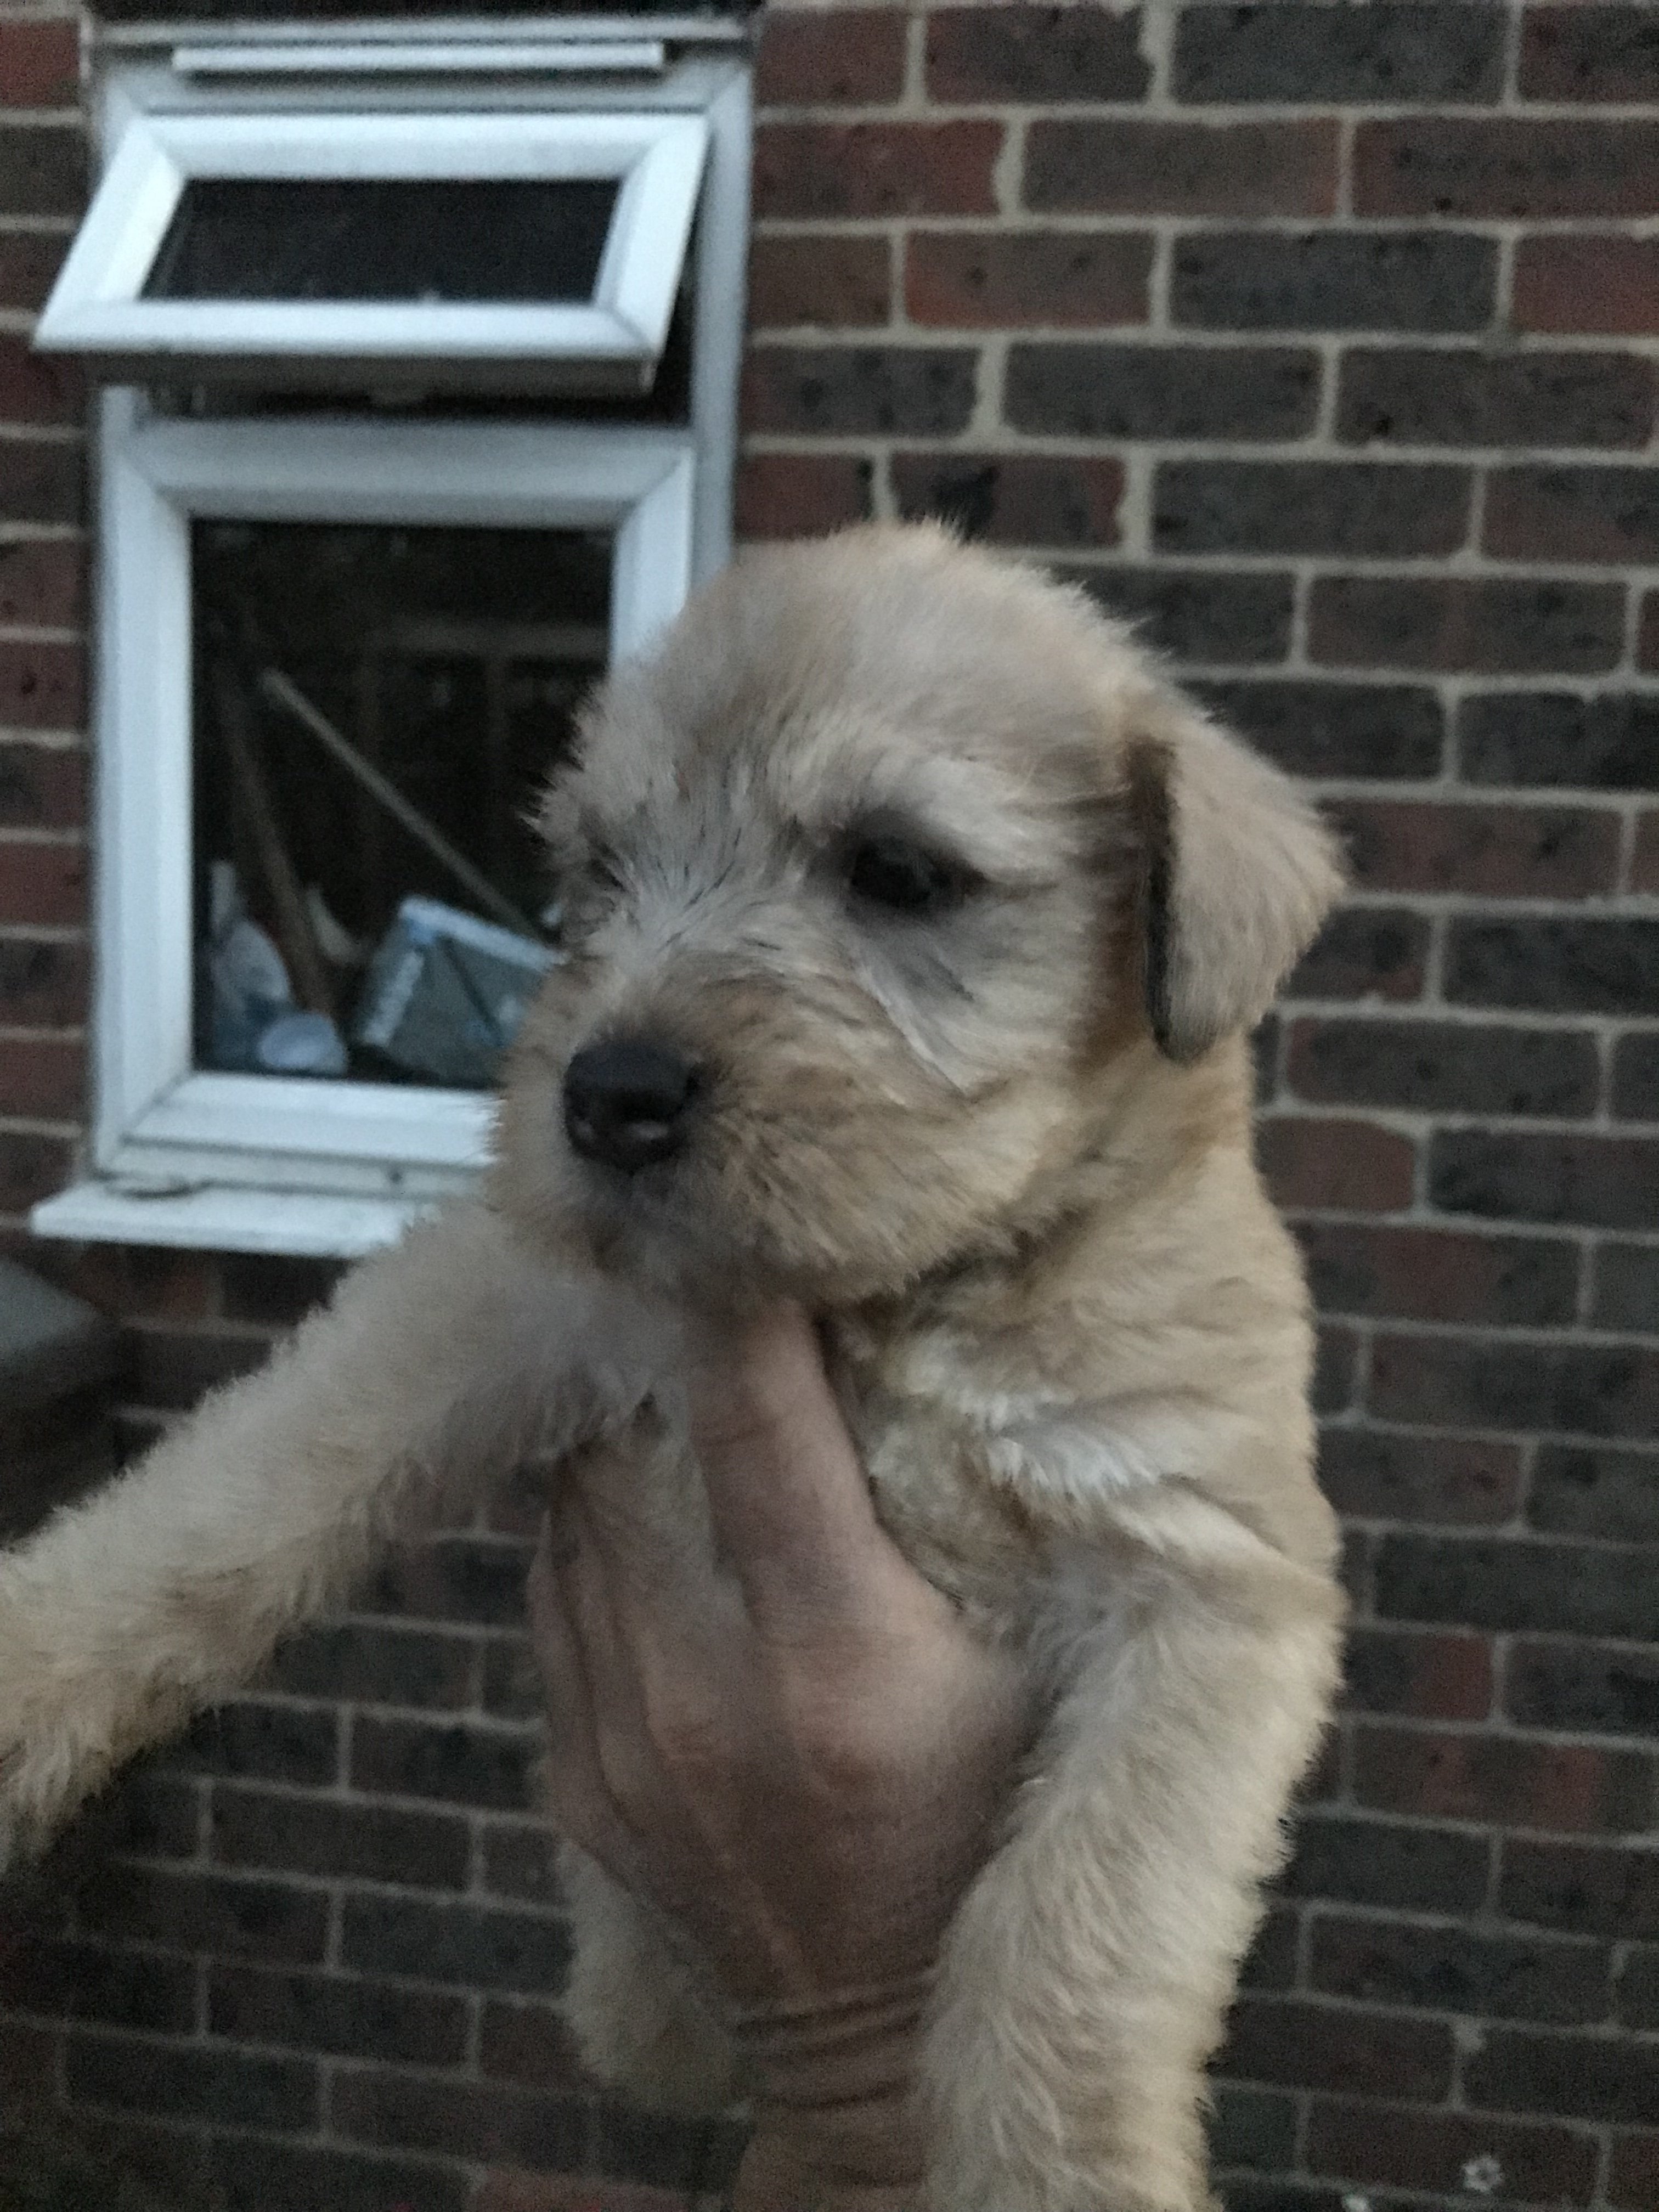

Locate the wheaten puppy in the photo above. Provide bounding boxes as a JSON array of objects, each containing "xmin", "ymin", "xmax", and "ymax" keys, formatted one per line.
[{"xmin": 0, "ymin": 526, "xmax": 1345, "ymax": 2212}]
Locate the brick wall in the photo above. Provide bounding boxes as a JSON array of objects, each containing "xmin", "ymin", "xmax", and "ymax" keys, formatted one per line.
[{"xmin": 2, "ymin": 4, "xmax": 1657, "ymax": 2209}]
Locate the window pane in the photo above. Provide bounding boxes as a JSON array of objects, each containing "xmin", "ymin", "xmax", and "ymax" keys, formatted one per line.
[
  {"xmin": 146, "ymin": 178, "xmax": 620, "ymax": 303},
  {"xmin": 192, "ymin": 520, "xmax": 607, "ymax": 1090}
]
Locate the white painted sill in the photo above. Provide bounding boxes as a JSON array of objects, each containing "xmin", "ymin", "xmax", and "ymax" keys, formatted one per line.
[{"xmin": 31, "ymin": 1181, "xmax": 432, "ymax": 1259}]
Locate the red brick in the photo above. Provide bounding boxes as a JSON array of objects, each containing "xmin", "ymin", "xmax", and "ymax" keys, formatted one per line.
[
  {"xmin": 1027, "ymin": 119, "xmax": 1337, "ymax": 218},
  {"xmin": 1521, "ymin": 7, "xmax": 1659, "ymax": 103},
  {"xmin": 1309, "ymin": 575, "xmax": 1624, "ymax": 675},
  {"xmin": 754, "ymin": 7, "xmax": 906, "ymax": 107},
  {"xmin": 1633, "ymin": 809, "xmax": 1659, "ymax": 894},
  {"xmin": 742, "ymin": 345, "xmax": 977, "ymax": 437},
  {"xmin": 1610, "ymin": 2131, "xmax": 1659, "ymax": 2211},
  {"xmin": 0, "ymin": 738, "xmax": 83, "ymax": 827},
  {"xmin": 0, "ymin": 20, "xmax": 78, "ymax": 109},
  {"xmin": 48, "ymin": 1240, "xmax": 217, "ymax": 1322},
  {"xmin": 0, "ymin": 637, "xmax": 81, "ymax": 726},
  {"xmin": 0, "ymin": 1126, "xmax": 71, "ymax": 1212},
  {"xmin": 1297, "ymin": 1219, "xmax": 1579, "ymax": 1328},
  {"xmin": 1488, "ymin": 465, "xmax": 1659, "ymax": 566},
  {"xmin": 1353, "ymin": 1725, "xmax": 1655, "ymax": 1835},
  {"xmin": 0, "ymin": 933, "xmax": 84, "ymax": 1023},
  {"xmin": 1515, "ymin": 235, "xmax": 1659, "ymax": 336},
  {"xmin": 0, "ymin": 228, "xmax": 65, "ymax": 312},
  {"xmin": 0, "ymin": 331, "xmax": 78, "ymax": 425},
  {"xmin": 906, "ymin": 228, "xmax": 1149, "ymax": 329},
  {"xmin": 0, "ymin": 1031, "xmax": 81, "ymax": 1116},
  {"xmin": 0, "ymin": 836, "xmax": 82, "ymax": 924},
  {"xmin": 479, "ymin": 1997, "xmax": 589, "ymax": 2087},
  {"xmin": 1342, "ymin": 1627, "xmax": 1496, "ymax": 1720},
  {"xmin": 753, "ymin": 121, "xmax": 1000, "ymax": 220},
  {"xmin": 475, "ymin": 2177, "xmax": 689, "ymax": 2212},
  {"xmin": 1306, "ymin": 2099, "xmax": 1599, "ymax": 2201},
  {"xmin": 1320, "ymin": 1430, "xmax": 1523, "ymax": 1528},
  {"xmin": 890, "ymin": 450, "xmax": 1121, "ymax": 548},
  {"xmin": 1357, "ymin": 119, "xmax": 1659, "ymax": 219},
  {"xmin": 1333, "ymin": 798, "xmax": 1621, "ymax": 899},
  {"xmin": 1256, "ymin": 1115, "xmax": 1416, "ymax": 1214},
  {"xmin": 747, "ymin": 233, "xmax": 890, "ymax": 330},
  {"xmin": 0, "ymin": 539, "xmax": 82, "ymax": 629},
  {"xmin": 926, "ymin": 5, "xmax": 1149, "ymax": 103},
  {"xmin": 735, "ymin": 452, "xmax": 872, "ymax": 541},
  {"xmin": 0, "ymin": 431, "xmax": 83, "ymax": 524}
]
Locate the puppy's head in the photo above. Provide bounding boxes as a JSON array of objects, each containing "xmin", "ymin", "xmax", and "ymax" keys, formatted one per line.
[{"xmin": 494, "ymin": 526, "xmax": 1340, "ymax": 1301}]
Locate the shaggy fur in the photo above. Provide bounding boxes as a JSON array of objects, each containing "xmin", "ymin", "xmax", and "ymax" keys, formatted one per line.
[{"xmin": 0, "ymin": 527, "xmax": 1346, "ymax": 2212}]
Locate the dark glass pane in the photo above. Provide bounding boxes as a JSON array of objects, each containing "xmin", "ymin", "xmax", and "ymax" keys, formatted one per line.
[
  {"xmin": 191, "ymin": 520, "xmax": 608, "ymax": 1089},
  {"xmin": 145, "ymin": 177, "xmax": 619, "ymax": 304}
]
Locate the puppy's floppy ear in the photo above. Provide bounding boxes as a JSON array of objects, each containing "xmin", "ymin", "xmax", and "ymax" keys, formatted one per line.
[{"xmin": 1129, "ymin": 699, "xmax": 1344, "ymax": 1064}]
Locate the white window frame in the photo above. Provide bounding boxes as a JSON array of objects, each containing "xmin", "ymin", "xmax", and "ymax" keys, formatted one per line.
[{"xmin": 35, "ymin": 106, "xmax": 707, "ymax": 391}]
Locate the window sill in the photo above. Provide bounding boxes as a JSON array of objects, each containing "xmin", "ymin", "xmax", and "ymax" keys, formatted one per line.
[{"xmin": 31, "ymin": 1181, "xmax": 432, "ymax": 1260}]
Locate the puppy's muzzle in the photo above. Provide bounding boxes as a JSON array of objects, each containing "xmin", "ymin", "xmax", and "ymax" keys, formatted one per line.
[{"xmin": 563, "ymin": 1037, "xmax": 701, "ymax": 1173}]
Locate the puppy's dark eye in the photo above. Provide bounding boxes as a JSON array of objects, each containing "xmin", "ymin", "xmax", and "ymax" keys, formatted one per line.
[{"xmin": 845, "ymin": 834, "xmax": 970, "ymax": 916}]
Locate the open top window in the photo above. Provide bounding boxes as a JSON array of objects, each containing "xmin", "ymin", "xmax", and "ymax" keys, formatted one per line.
[{"xmin": 36, "ymin": 107, "xmax": 708, "ymax": 391}]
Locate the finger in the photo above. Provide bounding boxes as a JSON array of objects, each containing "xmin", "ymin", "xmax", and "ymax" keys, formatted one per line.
[
  {"xmin": 524, "ymin": 1514, "xmax": 611, "ymax": 1849},
  {"xmin": 568, "ymin": 1432, "xmax": 714, "ymax": 1612},
  {"xmin": 686, "ymin": 1305, "xmax": 891, "ymax": 1623},
  {"xmin": 554, "ymin": 1488, "xmax": 668, "ymax": 1821}
]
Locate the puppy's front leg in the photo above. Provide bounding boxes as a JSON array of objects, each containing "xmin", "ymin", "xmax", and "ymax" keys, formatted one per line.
[
  {"xmin": 924, "ymin": 1500, "xmax": 1342, "ymax": 2212},
  {"xmin": 0, "ymin": 1202, "xmax": 621, "ymax": 1866}
]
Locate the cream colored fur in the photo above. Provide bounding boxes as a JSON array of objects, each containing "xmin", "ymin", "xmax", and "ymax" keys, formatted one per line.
[{"xmin": 0, "ymin": 527, "xmax": 1346, "ymax": 2212}]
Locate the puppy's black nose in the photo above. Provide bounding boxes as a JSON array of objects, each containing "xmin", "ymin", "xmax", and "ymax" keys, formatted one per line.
[{"xmin": 563, "ymin": 1037, "xmax": 699, "ymax": 1172}]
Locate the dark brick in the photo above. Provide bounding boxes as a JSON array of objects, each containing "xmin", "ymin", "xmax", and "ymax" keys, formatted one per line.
[
  {"xmin": 747, "ymin": 232, "xmax": 890, "ymax": 332},
  {"xmin": 76, "ymin": 1864, "xmax": 329, "ymax": 1963},
  {"xmin": 1447, "ymin": 918, "xmax": 1659, "ymax": 1019},
  {"xmin": 1173, "ymin": 232, "xmax": 1496, "ymax": 334},
  {"xmin": 1310, "ymin": 1917, "xmax": 1609, "ymax": 2027},
  {"xmin": 1193, "ymin": 680, "xmax": 1443, "ymax": 781},
  {"xmin": 1523, "ymin": 6, "xmax": 1659, "ymax": 102},
  {"xmin": 735, "ymin": 453, "xmax": 873, "ymax": 540},
  {"xmin": 479, "ymin": 1820, "xmax": 562, "ymax": 1907},
  {"xmin": 481, "ymin": 1635, "xmax": 542, "ymax": 1722},
  {"xmin": 1488, "ymin": 464, "xmax": 1659, "ymax": 567},
  {"xmin": 1458, "ymin": 691, "xmax": 1659, "ymax": 792},
  {"xmin": 330, "ymin": 2063, "xmax": 588, "ymax": 2166},
  {"xmin": 1352, "ymin": 1724, "xmax": 1653, "ymax": 1834},
  {"xmin": 268, "ymin": 1620, "xmax": 476, "ymax": 1709},
  {"xmin": 1305, "ymin": 2099, "xmax": 1600, "ymax": 2199},
  {"xmin": 1533, "ymin": 1443, "xmax": 1659, "ymax": 1543},
  {"xmin": 1174, "ymin": 2, "xmax": 1503, "ymax": 103},
  {"xmin": 891, "ymin": 451, "xmax": 1121, "ymax": 549},
  {"xmin": 1376, "ymin": 1533, "xmax": 1659, "ymax": 1641},
  {"xmin": 906, "ymin": 228, "xmax": 1150, "ymax": 329},
  {"xmin": 754, "ymin": 8, "xmax": 905, "ymax": 105},
  {"xmin": 1339, "ymin": 346, "xmax": 1654, "ymax": 451},
  {"xmin": 1300, "ymin": 1221, "xmax": 1578, "ymax": 1329},
  {"xmin": 0, "ymin": 230, "xmax": 65, "ymax": 312},
  {"xmin": 0, "ymin": 741, "xmax": 84, "ymax": 831},
  {"xmin": 1594, "ymin": 1244, "xmax": 1659, "ymax": 1332},
  {"xmin": 66, "ymin": 2030, "xmax": 318, "ymax": 2131},
  {"xmin": 1516, "ymin": 234, "xmax": 1659, "ymax": 337},
  {"xmin": 1508, "ymin": 1643, "xmax": 1659, "ymax": 1741},
  {"xmin": 0, "ymin": 1936, "xmax": 196, "ymax": 2033},
  {"xmin": 0, "ymin": 1128, "xmax": 72, "ymax": 1215},
  {"xmin": 1620, "ymin": 1946, "xmax": 1659, "ymax": 2029},
  {"xmin": 1281, "ymin": 1813, "xmax": 1491, "ymax": 1912},
  {"xmin": 1312, "ymin": 1322, "xmax": 1357, "ymax": 1416},
  {"xmin": 1358, "ymin": 119, "xmax": 1659, "ymax": 220},
  {"xmin": 74, "ymin": 1761, "xmax": 200, "ymax": 1861},
  {"xmin": 0, "ymin": 432, "xmax": 82, "ymax": 523},
  {"xmin": 1632, "ymin": 811, "xmax": 1659, "ymax": 894},
  {"xmin": 210, "ymin": 1784, "xmax": 470, "ymax": 1887},
  {"xmin": 201, "ymin": 2138, "xmax": 469, "ymax": 2212},
  {"xmin": 1286, "ymin": 1017, "xmax": 1598, "ymax": 1118},
  {"xmin": 1334, "ymin": 797, "xmax": 1620, "ymax": 898},
  {"xmin": 165, "ymin": 1698, "xmax": 336, "ymax": 1788},
  {"xmin": 742, "ymin": 346, "xmax": 977, "ymax": 437},
  {"xmin": 1067, "ymin": 565, "xmax": 1293, "ymax": 665},
  {"xmin": 1504, "ymin": 1838, "xmax": 1659, "ymax": 1937},
  {"xmin": 1217, "ymin": 1995, "xmax": 1453, "ymax": 2101},
  {"xmin": 0, "ymin": 538, "xmax": 82, "ymax": 628},
  {"xmin": 1320, "ymin": 1429, "xmax": 1522, "ymax": 1528},
  {"xmin": 1209, "ymin": 2084, "xmax": 1298, "ymax": 2172},
  {"xmin": 0, "ymin": 333, "xmax": 78, "ymax": 426},
  {"xmin": 363, "ymin": 1534, "xmax": 531, "ymax": 1627},
  {"xmin": 0, "ymin": 1032, "xmax": 82, "ymax": 1117},
  {"xmin": 0, "ymin": 123, "xmax": 84, "ymax": 215},
  {"xmin": 1256, "ymin": 1116, "xmax": 1416, "ymax": 1215},
  {"xmin": 1380, "ymin": 1331, "xmax": 1659, "ymax": 1443},
  {"xmin": 1286, "ymin": 907, "xmax": 1429, "ymax": 1004},
  {"xmin": 1005, "ymin": 342, "xmax": 1318, "ymax": 441},
  {"xmin": 1342, "ymin": 1626, "xmax": 1495, "ymax": 1719},
  {"xmin": 131, "ymin": 1324, "xmax": 270, "ymax": 1411},
  {"xmin": 0, "ymin": 641, "xmax": 81, "ymax": 731},
  {"xmin": 1611, "ymin": 1033, "xmax": 1659, "ymax": 1121},
  {"xmin": 350, "ymin": 1714, "xmax": 535, "ymax": 1811},
  {"xmin": 1239, "ymin": 1907, "xmax": 1300, "ymax": 1994},
  {"xmin": 1155, "ymin": 461, "xmax": 1468, "ymax": 560},
  {"xmin": 1465, "ymin": 2025, "xmax": 1659, "ymax": 2124},
  {"xmin": 1026, "ymin": 119, "xmax": 1335, "ymax": 217},
  {"xmin": 1431, "ymin": 1131, "xmax": 1659, "ymax": 1232},
  {"xmin": 752, "ymin": 121, "xmax": 1000, "ymax": 220},
  {"xmin": 1310, "ymin": 575, "xmax": 1624, "ymax": 675},
  {"xmin": 1611, "ymin": 2131, "xmax": 1659, "ymax": 2212},
  {"xmin": 207, "ymin": 1963, "xmax": 468, "ymax": 2066},
  {"xmin": 592, "ymin": 2103, "xmax": 746, "ymax": 2193},
  {"xmin": 926, "ymin": 5, "xmax": 1149, "ymax": 101},
  {"xmin": 479, "ymin": 1996, "xmax": 588, "ymax": 2087},
  {"xmin": 341, "ymin": 1895, "xmax": 570, "ymax": 1994},
  {"xmin": 216, "ymin": 1252, "xmax": 341, "ymax": 1327}
]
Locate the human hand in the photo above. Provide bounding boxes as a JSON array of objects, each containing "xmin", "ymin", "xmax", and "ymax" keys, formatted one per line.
[{"xmin": 528, "ymin": 1305, "xmax": 1034, "ymax": 2211}]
